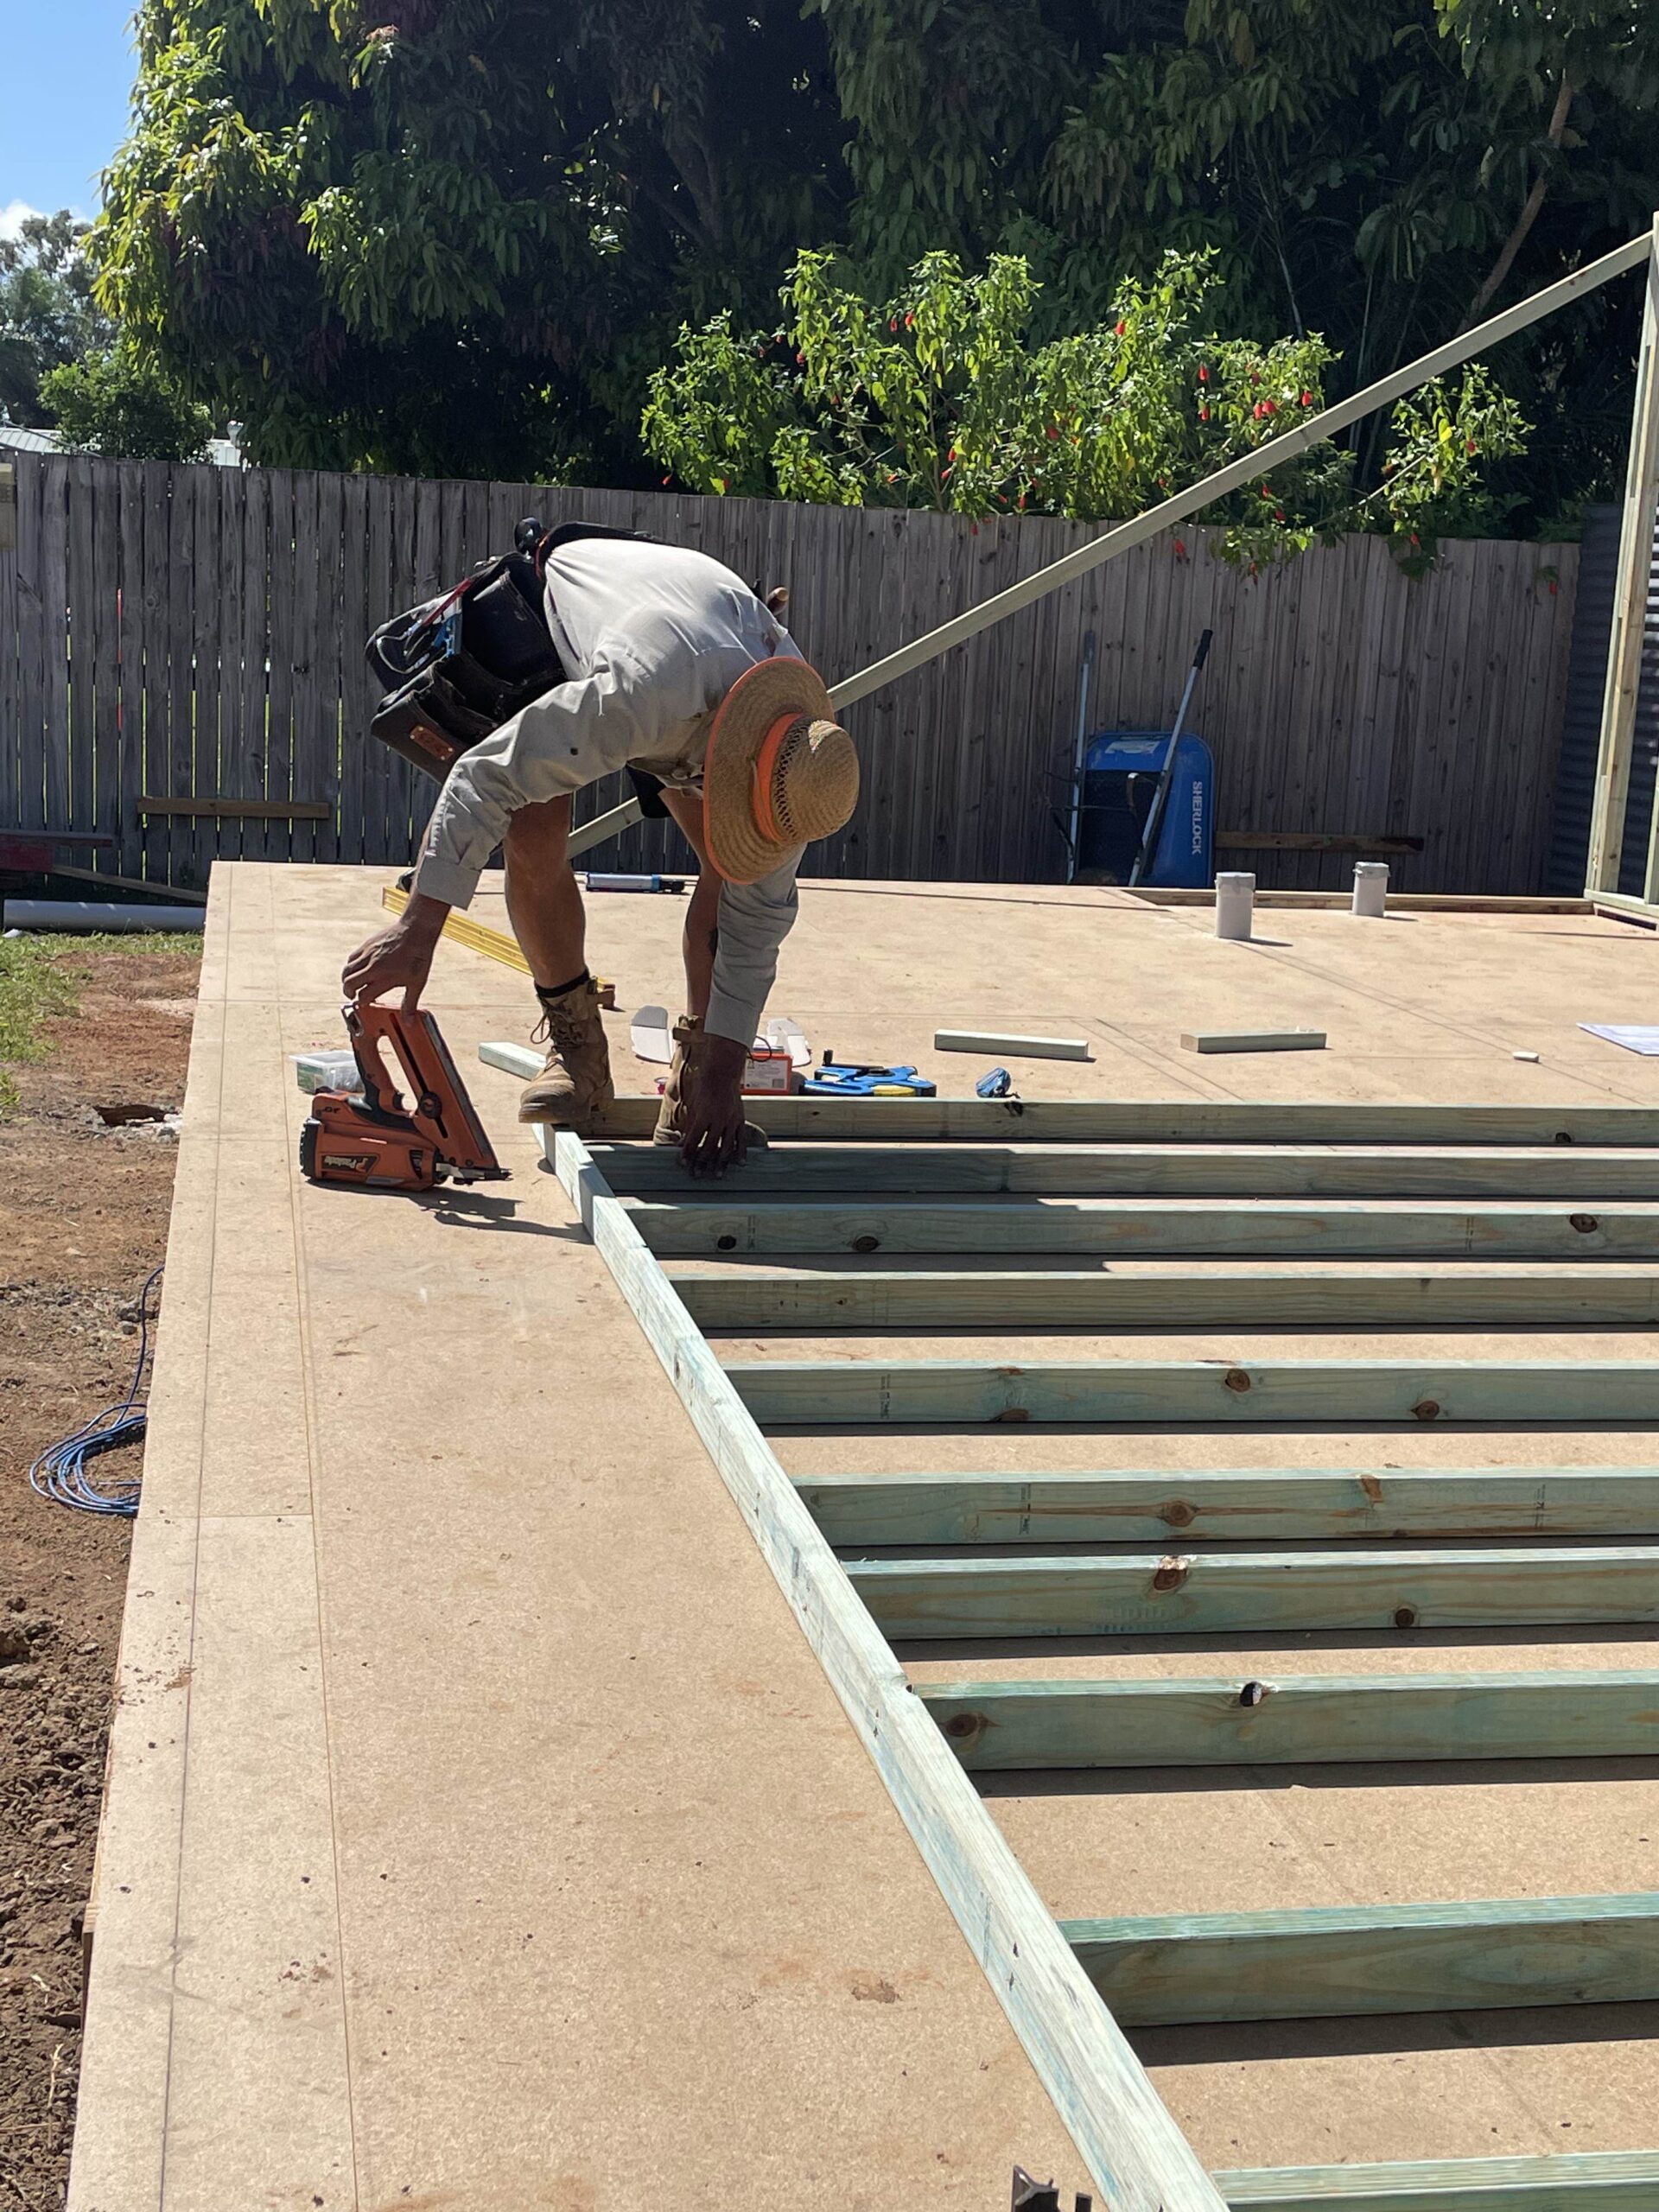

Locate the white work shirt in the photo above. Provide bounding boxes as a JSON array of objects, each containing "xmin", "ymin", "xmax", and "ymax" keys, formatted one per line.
[{"xmin": 412, "ymin": 534, "xmax": 805, "ymax": 1047}]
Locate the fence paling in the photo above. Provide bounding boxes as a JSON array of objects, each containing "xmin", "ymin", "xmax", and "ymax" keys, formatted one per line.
[{"xmin": 0, "ymin": 450, "xmax": 1579, "ymax": 897}]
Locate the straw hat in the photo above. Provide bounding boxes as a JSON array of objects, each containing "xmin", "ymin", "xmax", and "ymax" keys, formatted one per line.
[{"xmin": 702, "ymin": 658, "xmax": 859, "ymax": 884}]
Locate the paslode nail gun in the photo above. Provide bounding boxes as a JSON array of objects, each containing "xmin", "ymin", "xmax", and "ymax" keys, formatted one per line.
[{"xmin": 299, "ymin": 1001, "xmax": 507, "ymax": 1192}]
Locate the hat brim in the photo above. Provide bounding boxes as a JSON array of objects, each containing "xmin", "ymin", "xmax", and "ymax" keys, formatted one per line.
[{"xmin": 702, "ymin": 657, "xmax": 835, "ymax": 884}]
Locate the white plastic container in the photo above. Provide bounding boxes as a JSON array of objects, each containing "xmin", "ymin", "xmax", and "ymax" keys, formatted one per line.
[
  {"xmin": 1352, "ymin": 861, "xmax": 1389, "ymax": 918},
  {"xmin": 292, "ymin": 1049, "xmax": 364, "ymax": 1096},
  {"xmin": 1215, "ymin": 872, "xmax": 1255, "ymax": 941}
]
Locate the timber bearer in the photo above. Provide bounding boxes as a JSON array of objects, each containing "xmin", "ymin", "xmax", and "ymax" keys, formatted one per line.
[{"xmin": 341, "ymin": 533, "xmax": 859, "ymax": 1176}]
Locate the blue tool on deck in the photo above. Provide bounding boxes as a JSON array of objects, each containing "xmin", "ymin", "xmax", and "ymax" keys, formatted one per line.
[
  {"xmin": 976, "ymin": 1066, "xmax": 1014, "ymax": 1097},
  {"xmin": 802, "ymin": 1055, "xmax": 937, "ymax": 1097}
]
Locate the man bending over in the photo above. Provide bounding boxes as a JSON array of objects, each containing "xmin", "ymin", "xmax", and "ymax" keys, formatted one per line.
[{"xmin": 340, "ymin": 534, "xmax": 858, "ymax": 1177}]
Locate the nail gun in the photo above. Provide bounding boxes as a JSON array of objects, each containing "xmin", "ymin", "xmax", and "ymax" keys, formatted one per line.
[{"xmin": 299, "ymin": 1001, "xmax": 507, "ymax": 1192}]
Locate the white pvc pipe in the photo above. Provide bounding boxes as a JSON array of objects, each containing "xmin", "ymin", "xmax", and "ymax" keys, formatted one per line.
[
  {"xmin": 3, "ymin": 900, "xmax": 204, "ymax": 932},
  {"xmin": 1351, "ymin": 863, "xmax": 1389, "ymax": 918},
  {"xmin": 1215, "ymin": 873, "xmax": 1255, "ymax": 941}
]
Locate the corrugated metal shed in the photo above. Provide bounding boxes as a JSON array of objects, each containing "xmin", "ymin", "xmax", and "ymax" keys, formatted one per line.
[
  {"xmin": 1547, "ymin": 502, "xmax": 1659, "ymax": 894},
  {"xmin": 0, "ymin": 422, "xmax": 244, "ymax": 467}
]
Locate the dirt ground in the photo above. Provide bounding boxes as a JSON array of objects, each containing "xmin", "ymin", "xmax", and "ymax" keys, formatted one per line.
[{"xmin": 1, "ymin": 938, "xmax": 200, "ymax": 2210}]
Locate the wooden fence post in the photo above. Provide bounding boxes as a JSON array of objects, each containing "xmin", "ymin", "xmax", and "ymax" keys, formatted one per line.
[{"xmin": 1586, "ymin": 215, "xmax": 1659, "ymax": 893}]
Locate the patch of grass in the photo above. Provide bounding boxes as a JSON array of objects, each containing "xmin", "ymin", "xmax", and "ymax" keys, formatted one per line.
[
  {"xmin": 40, "ymin": 930, "xmax": 206, "ymax": 958},
  {"xmin": 0, "ymin": 938, "xmax": 84, "ymax": 1115},
  {"xmin": 0, "ymin": 929, "xmax": 201, "ymax": 1113}
]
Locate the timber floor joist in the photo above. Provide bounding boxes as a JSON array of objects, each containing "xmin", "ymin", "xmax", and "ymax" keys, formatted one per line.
[{"xmin": 549, "ymin": 1096, "xmax": 1659, "ymax": 2212}]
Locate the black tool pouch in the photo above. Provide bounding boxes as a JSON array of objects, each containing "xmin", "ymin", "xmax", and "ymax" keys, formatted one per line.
[{"xmin": 365, "ymin": 522, "xmax": 655, "ymax": 784}]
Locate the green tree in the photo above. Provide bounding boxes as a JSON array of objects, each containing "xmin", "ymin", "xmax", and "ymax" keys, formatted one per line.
[
  {"xmin": 99, "ymin": 0, "xmax": 1657, "ymax": 516},
  {"xmin": 0, "ymin": 211, "xmax": 114, "ymax": 427},
  {"xmin": 39, "ymin": 349, "xmax": 213, "ymax": 461},
  {"xmin": 96, "ymin": 0, "xmax": 848, "ymax": 478},
  {"xmin": 808, "ymin": 0, "xmax": 1659, "ymax": 526},
  {"xmin": 645, "ymin": 245, "xmax": 1529, "ymax": 567}
]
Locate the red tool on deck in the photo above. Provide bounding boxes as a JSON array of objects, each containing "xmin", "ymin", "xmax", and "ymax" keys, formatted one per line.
[{"xmin": 299, "ymin": 1001, "xmax": 506, "ymax": 1192}]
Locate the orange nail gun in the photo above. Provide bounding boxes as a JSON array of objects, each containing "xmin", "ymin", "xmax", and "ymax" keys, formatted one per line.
[{"xmin": 299, "ymin": 1001, "xmax": 507, "ymax": 1192}]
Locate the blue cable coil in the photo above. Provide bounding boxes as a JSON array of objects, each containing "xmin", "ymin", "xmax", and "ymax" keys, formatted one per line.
[{"xmin": 29, "ymin": 1264, "xmax": 164, "ymax": 1518}]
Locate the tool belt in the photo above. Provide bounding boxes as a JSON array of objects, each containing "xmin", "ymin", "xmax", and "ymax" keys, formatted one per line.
[{"xmin": 365, "ymin": 520, "xmax": 654, "ymax": 782}]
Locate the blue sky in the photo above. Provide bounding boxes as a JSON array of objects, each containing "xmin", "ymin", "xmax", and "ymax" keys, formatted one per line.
[{"xmin": 2, "ymin": 3, "xmax": 141, "ymax": 236}]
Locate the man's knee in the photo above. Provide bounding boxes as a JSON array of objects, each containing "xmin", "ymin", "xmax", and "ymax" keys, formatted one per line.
[{"xmin": 504, "ymin": 794, "xmax": 573, "ymax": 866}]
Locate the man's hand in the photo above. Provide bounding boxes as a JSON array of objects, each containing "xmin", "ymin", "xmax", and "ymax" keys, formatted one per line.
[
  {"xmin": 341, "ymin": 893, "xmax": 448, "ymax": 1009},
  {"xmin": 677, "ymin": 1029, "xmax": 751, "ymax": 1179}
]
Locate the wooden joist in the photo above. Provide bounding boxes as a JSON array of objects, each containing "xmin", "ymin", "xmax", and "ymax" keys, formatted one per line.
[
  {"xmin": 922, "ymin": 1669, "xmax": 1659, "ymax": 1769},
  {"xmin": 795, "ymin": 1467, "xmax": 1659, "ymax": 1546},
  {"xmin": 849, "ymin": 1547, "xmax": 1659, "ymax": 1638},
  {"xmin": 728, "ymin": 1358, "xmax": 1659, "ymax": 1427},
  {"xmin": 1062, "ymin": 1892, "xmax": 1659, "ymax": 2025},
  {"xmin": 682, "ymin": 1265, "xmax": 1659, "ymax": 1333},
  {"xmin": 565, "ymin": 1099, "xmax": 1659, "ymax": 1147},
  {"xmin": 1213, "ymin": 830, "xmax": 1424, "ymax": 856},
  {"xmin": 1216, "ymin": 2149, "xmax": 1659, "ymax": 2212},
  {"xmin": 138, "ymin": 795, "xmax": 332, "ymax": 820},
  {"xmin": 632, "ymin": 1198, "xmax": 1659, "ymax": 1260},
  {"xmin": 594, "ymin": 1141, "xmax": 1659, "ymax": 1198},
  {"xmin": 548, "ymin": 1131, "xmax": 1228, "ymax": 2212}
]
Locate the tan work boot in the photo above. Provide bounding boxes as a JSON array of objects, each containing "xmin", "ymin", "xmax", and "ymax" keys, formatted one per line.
[
  {"xmin": 518, "ymin": 976, "xmax": 615, "ymax": 1129},
  {"xmin": 652, "ymin": 1017, "xmax": 768, "ymax": 1149}
]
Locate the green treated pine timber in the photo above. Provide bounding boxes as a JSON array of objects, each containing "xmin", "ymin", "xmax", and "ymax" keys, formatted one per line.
[
  {"xmin": 593, "ymin": 1142, "xmax": 1659, "ymax": 1199},
  {"xmin": 547, "ymin": 1099, "xmax": 1659, "ymax": 1147},
  {"xmin": 1062, "ymin": 1891, "xmax": 1659, "ymax": 2025},
  {"xmin": 797, "ymin": 1468, "xmax": 1659, "ymax": 1546},
  {"xmin": 548, "ymin": 1133, "xmax": 1227, "ymax": 2212},
  {"xmin": 683, "ymin": 1267, "xmax": 1659, "ymax": 1333},
  {"xmin": 922, "ymin": 1669, "xmax": 1659, "ymax": 1768},
  {"xmin": 630, "ymin": 1198, "xmax": 1659, "ymax": 1260},
  {"xmin": 1216, "ymin": 2149, "xmax": 1659, "ymax": 2212},
  {"xmin": 849, "ymin": 1545, "xmax": 1659, "ymax": 1637},
  {"xmin": 729, "ymin": 1358, "xmax": 1659, "ymax": 1427}
]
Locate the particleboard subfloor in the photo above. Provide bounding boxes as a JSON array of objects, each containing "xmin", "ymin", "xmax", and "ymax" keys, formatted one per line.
[{"xmin": 73, "ymin": 865, "xmax": 1659, "ymax": 2205}]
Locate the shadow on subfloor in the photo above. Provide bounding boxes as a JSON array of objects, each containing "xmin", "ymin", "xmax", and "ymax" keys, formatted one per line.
[
  {"xmin": 416, "ymin": 1189, "xmax": 590, "ymax": 1238},
  {"xmin": 975, "ymin": 1755, "xmax": 1659, "ymax": 1797},
  {"xmin": 1130, "ymin": 1998, "xmax": 1659, "ymax": 2068},
  {"xmin": 891, "ymin": 1623, "xmax": 1659, "ymax": 1662}
]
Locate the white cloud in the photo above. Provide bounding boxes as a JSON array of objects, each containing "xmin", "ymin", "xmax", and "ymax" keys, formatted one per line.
[{"xmin": 0, "ymin": 200, "xmax": 47, "ymax": 242}]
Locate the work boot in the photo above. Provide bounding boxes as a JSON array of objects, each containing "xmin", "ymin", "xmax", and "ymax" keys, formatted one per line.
[
  {"xmin": 652, "ymin": 1016, "xmax": 768, "ymax": 1150},
  {"xmin": 518, "ymin": 976, "xmax": 615, "ymax": 1129}
]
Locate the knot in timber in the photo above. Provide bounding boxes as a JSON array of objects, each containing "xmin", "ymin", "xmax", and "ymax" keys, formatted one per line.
[
  {"xmin": 852, "ymin": 1233, "xmax": 880, "ymax": 1254},
  {"xmin": 1222, "ymin": 1368, "xmax": 1252, "ymax": 1394},
  {"xmin": 945, "ymin": 1713, "xmax": 980, "ymax": 1740},
  {"xmin": 1394, "ymin": 1604, "xmax": 1419, "ymax": 1629},
  {"xmin": 1152, "ymin": 1555, "xmax": 1193, "ymax": 1592},
  {"xmin": 1570, "ymin": 1213, "xmax": 1599, "ymax": 1235},
  {"xmin": 1160, "ymin": 1498, "xmax": 1196, "ymax": 1529},
  {"xmin": 1411, "ymin": 1398, "xmax": 1441, "ymax": 1421}
]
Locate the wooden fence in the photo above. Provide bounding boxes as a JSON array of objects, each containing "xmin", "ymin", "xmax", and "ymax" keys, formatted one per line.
[{"xmin": 0, "ymin": 449, "xmax": 1580, "ymax": 894}]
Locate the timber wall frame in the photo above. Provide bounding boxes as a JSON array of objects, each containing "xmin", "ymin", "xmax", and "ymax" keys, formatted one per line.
[{"xmin": 550, "ymin": 1096, "xmax": 1659, "ymax": 2210}]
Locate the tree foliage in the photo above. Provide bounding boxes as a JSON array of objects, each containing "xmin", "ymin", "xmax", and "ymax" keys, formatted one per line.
[
  {"xmin": 0, "ymin": 213, "xmax": 114, "ymax": 428},
  {"xmin": 97, "ymin": 0, "xmax": 1659, "ymax": 520},
  {"xmin": 645, "ymin": 245, "xmax": 1529, "ymax": 568},
  {"xmin": 97, "ymin": 0, "xmax": 845, "ymax": 476},
  {"xmin": 40, "ymin": 350, "xmax": 213, "ymax": 461}
]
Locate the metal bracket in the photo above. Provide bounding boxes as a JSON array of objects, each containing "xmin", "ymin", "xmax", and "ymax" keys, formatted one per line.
[{"xmin": 1012, "ymin": 2164, "xmax": 1093, "ymax": 2211}]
